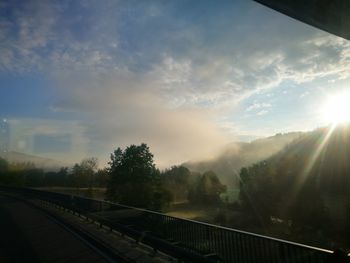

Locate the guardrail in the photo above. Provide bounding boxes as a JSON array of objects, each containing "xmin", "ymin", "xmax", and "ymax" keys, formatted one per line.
[{"xmin": 1, "ymin": 186, "xmax": 347, "ymax": 263}]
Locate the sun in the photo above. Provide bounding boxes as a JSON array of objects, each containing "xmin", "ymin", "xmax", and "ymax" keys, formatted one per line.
[{"xmin": 323, "ymin": 91, "xmax": 350, "ymax": 124}]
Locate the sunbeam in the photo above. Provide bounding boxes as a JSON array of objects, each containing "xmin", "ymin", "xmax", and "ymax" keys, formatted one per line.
[{"xmin": 287, "ymin": 124, "xmax": 336, "ymax": 209}]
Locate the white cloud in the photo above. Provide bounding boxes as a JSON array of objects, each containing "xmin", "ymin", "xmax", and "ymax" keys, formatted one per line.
[
  {"xmin": 246, "ymin": 102, "xmax": 272, "ymax": 112},
  {"xmin": 2, "ymin": 0, "xmax": 350, "ymax": 166},
  {"xmin": 257, "ymin": 110, "xmax": 268, "ymax": 116},
  {"xmin": 300, "ymin": 91, "xmax": 310, "ymax": 98},
  {"xmin": 50, "ymin": 69, "xmax": 230, "ymax": 167},
  {"xmin": 1, "ymin": 0, "xmax": 350, "ymax": 105}
]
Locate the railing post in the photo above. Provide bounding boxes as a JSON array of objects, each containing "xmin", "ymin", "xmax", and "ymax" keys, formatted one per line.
[{"xmin": 1, "ymin": 185, "xmax": 338, "ymax": 263}]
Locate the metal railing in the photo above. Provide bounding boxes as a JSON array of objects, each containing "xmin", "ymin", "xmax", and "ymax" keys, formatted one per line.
[{"xmin": 1, "ymin": 186, "xmax": 346, "ymax": 263}]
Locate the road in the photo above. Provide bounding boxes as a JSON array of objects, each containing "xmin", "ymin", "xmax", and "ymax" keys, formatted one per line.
[{"xmin": 0, "ymin": 194, "xmax": 109, "ymax": 263}]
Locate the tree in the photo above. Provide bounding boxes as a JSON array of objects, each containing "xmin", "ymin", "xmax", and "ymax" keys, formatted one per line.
[
  {"xmin": 71, "ymin": 157, "xmax": 98, "ymax": 188},
  {"xmin": 24, "ymin": 168, "xmax": 45, "ymax": 187},
  {"xmin": 106, "ymin": 143, "xmax": 172, "ymax": 210},
  {"xmin": 0, "ymin": 157, "xmax": 9, "ymax": 184},
  {"xmin": 81, "ymin": 157, "xmax": 98, "ymax": 188},
  {"xmin": 44, "ymin": 168, "xmax": 69, "ymax": 187},
  {"xmin": 188, "ymin": 171, "xmax": 226, "ymax": 205},
  {"xmin": 0, "ymin": 157, "xmax": 8, "ymax": 173},
  {"xmin": 161, "ymin": 166, "xmax": 192, "ymax": 202},
  {"xmin": 238, "ymin": 164, "xmax": 278, "ymax": 224},
  {"xmin": 95, "ymin": 168, "xmax": 109, "ymax": 187},
  {"xmin": 238, "ymin": 154, "xmax": 332, "ymax": 242}
]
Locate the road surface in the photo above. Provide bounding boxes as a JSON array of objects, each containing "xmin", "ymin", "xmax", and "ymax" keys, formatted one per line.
[{"xmin": 0, "ymin": 194, "xmax": 109, "ymax": 263}]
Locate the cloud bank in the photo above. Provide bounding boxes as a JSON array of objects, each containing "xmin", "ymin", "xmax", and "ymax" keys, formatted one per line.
[{"xmin": 1, "ymin": 0, "xmax": 350, "ymax": 166}]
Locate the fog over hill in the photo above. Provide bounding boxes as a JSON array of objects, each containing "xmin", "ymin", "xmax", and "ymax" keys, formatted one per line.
[
  {"xmin": 183, "ymin": 132, "xmax": 303, "ymax": 187},
  {"xmin": 259, "ymin": 124, "xmax": 350, "ymax": 220},
  {"xmin": 238, "ymin": 124, "xmax": 350, "ymax": 247},
  {"xmin": 0, "ymin": 151, "xmax": 68, "ymax": 171}
]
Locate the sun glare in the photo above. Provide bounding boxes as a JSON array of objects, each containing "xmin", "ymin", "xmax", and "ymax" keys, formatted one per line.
[{"xmin": 323, "ymin": 91, "xmax": 350, "ymax": 124}]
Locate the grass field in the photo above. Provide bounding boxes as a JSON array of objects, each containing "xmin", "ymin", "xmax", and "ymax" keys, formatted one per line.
[{"xmin": 36, "ymin": 187, "xmax": 241, "ymax": 225}]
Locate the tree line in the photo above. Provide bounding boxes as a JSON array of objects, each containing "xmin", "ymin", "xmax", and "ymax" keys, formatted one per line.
[
  {"xmin": 238, "ymin": 126, "xmax": 350, "ymax": 249},
  {"xmin": 2, "ymin": 135, "xmax": 348, "ymax": 249},
  {"xmin": 0, "ymin": 143, "xmax": 226, "ymax": 212},
  {"xmin": 0, "ymin": 157, "xmax": 108, "ymax": 188}
]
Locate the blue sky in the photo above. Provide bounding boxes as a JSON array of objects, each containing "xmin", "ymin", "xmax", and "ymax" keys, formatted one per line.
[{"xmin": 1, "ymin": 0, "xmax": 350, "ymax": 166}]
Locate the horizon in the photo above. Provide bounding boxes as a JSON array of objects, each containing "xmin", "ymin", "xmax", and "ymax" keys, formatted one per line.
[
  {"xmin": 1, "ymin": 0, "xmax": 350, "ymax": 167},
  {"xmin": 0, "ymin": 123, "xmax": 338, "ymax": 170}
]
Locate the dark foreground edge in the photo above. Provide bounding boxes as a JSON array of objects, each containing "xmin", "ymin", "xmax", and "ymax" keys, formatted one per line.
[{"xmin": 1, "ymin": 185, "xmax": 349, "ymax": 263}]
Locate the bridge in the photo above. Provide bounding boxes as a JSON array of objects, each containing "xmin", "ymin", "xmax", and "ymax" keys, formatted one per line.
[
  {"xmin": 254, "ymin": 0, "xmax": 350, "ymax": 41},
  {"xmin": 0, "ymin": 186, "xmax": 348, "ymax": 263}
]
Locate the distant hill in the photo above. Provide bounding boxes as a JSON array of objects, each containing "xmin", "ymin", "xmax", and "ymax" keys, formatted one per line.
[
  {"xmin": 239, "ymin": 124, "xmax": 350, "ymax": 246},
  {"xmin": 0, "ymin": 151, "xmax": 67, "ymax": 171},
  {"xmin": 257, "ymin": 124, "xmax": 350, "ymax": 197},
  {"xmin": 183, "ymin": 132, "xmax": 303, "ymax": 187},
  {"xmin": 266, "ymin": 125, "xmax": 350, "ymax": 218}
]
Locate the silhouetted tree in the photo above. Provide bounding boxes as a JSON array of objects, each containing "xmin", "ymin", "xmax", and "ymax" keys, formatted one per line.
[
  {"xmin": 0, "ymin": 157, "xmax": 7, "ymax": 172},
  {"xmin": 24, "ymin": 168, "xmax": 45, "ymax": 187},
  {"xmin": 71, "ymin": 157, "xmax": 98, "ymax": 188},
  {"xmin": 0, "ymin": 157, "xmax": 9, "ymax": 184},
  {"xmin": 188, "ymin": 171, "xmax": 226, "ymax": 205},
  {"xmin": 95, "ymin": 168, "xmax": 109, "ymax": 187},
  {"xmin": 236, "ymin": 126, "xmax": 350, "ymax": 246},
  {"xmin": 106, "ymin": 143, "xmax": 172, "ymax": 210},
  {"xmin": 161, "ymin": 166, "xmax": 192, "ymax": 202}
]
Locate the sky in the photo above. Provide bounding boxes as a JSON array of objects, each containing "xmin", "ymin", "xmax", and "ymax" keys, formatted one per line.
[{"xmin": 1, "ymin": 0, "xmax": 350, "ymax": 167}]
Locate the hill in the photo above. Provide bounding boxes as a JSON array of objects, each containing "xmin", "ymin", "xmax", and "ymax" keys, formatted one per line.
[
  {"xmin": 183, "ymin": 132, "xmax": 303, "ymax": 187},
  {"xmin": 0, "ymin": 151, "xmax": 67, "ymax": 171},
  {"xmin": 239, "ymin": 124, "xmax": 350, "ymax": 248}
]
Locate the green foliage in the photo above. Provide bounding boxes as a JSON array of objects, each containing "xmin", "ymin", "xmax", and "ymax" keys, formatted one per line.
[
  {"xmin": 23, "ymin": 168, "xmax": 45, "ymax": 187},
  {"xmin": 0, "ymin": 156, "xmax": 105, "ymax": 189},
  {"xmin": 0, "ymin": 158, "xmax": 43, "ymax": 186},
  {"xmin": 184, "ymin": 132, "xmax": 303, "ymax": 187},
  {"xmin": 238, "ymin": 159, "xmax": 330, "ymax": 229},
  {"xmin": 239, "ymin": 162, "xmax": 279, "ymax": 224},
  {"xmin": 106, "ymin": 143, "xmax": 172, "ymax": 211},
  {"xmin": 188, "ymin": 171, "xmax": 226, "ymax": 205},
  {"xmin": 0, "ymin": 157, "xmax": 8, "ymax": 183},
  {"xmin": 238, "ymin": 125, "xmax": 350, "ymax": 247},
  {"xmin": 43, "ymin": 167, "xmax": 70, "ymax": 187},
  {"xmin": 94, "ymin": 168, "xmax": 109, "ymax": 187},
  {"xmin": 0, "ymin": 157, "xmax": 8, "ymax": 173},
  {"xmin": 161, "ymin": 166, "xmax": 192, "ymax": 202},
  {"xmin": 72, "ymin": 157, "xmax": 98, "ymax": 188},
  {"xmin": 152, "ymin": 187, "xmax": 174, "ymax": 211}
]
